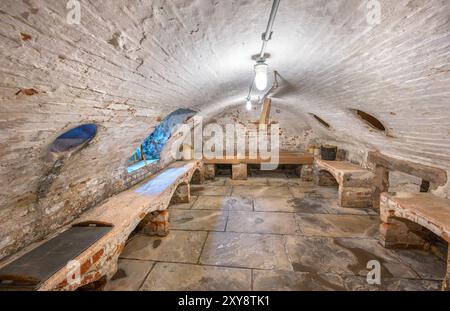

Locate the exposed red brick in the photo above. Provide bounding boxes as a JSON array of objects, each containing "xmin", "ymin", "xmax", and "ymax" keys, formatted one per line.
[
  {"xmin": 92, "ymin": 249, "xmax": 104, "ymax": 264},
  {"xmin": 20, "ymin": 32, "xmax": 32, "ymax": 41},
  {"xmin": 15, "ymin": 88, "xmax": 38, "ymax": 96},
  {"xmin": 80, "ymin": 259, "xmax": 93, "ymax": 275}
]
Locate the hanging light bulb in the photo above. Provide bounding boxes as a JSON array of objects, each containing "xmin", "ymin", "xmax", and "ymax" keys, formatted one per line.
[
  {"xmin": 246, "ymin": 98, "xmax": 252, "ymax": 111},
  {"xmin": 254, "ymin": 60, "xmax": 268, "ymax": 91}
]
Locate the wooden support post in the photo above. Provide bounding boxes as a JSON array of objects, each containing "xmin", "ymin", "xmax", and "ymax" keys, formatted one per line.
[
  {"xmin": 232, "ymin": 163, "xmax": 248, "ymax": 180},
  {"xmin": 301, "ymin": 164, "xmax": 314, "ymax": 182},
  {"xmin": 259, "ymin": 98, "xmax": 272, "ymax": 125},
  {"xmin": 204, "ymin": 164, "xmax": 216, "ymax": 180},
  {"xmin": 373, "ymin": 166, "xmax": 389, "ymax": 210},
  {"xmin": 295, "ymin": 165, "xmax": 302, "ymax": 178}
]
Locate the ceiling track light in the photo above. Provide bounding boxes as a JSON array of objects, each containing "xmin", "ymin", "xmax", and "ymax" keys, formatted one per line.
[
  {"xmin": 244, "ymin": 0, "xmax": 281, "ymax": 107},
  {"xmin": 258, "ymin": 0, "xmax": 281, "ymax": 60}
]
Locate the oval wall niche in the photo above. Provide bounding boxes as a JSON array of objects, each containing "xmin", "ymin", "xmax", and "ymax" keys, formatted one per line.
[
  {"xmin": 352, "ymin": 109, "xmax": 386, "ymax": 132},
  {"xmin": 310, "ymin": 113, "xmax": 331, "ymax": 129},
  {"xmin": 49, "ymin": 124, "xmax": 97, "ymax": 153}
]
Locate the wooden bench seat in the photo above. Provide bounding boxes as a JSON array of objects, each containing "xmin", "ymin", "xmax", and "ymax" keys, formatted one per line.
[
  {"xmin": 314, "ymin": 158, "xmax": 375, "ymax": 208},
  {"xmin": 379, "ymin": 192, "xmax": 450, "ymax": 290},
  {"xmin": 0, "ymin": 160, "xmax": 201, "ymax": 291},
  {"xmin": 203, "ymin": 152, "xmax": 314, "ymax": 165},
  {"xmin": 203, "ymin": 152, "xmax": 314, "ymax": 180}
]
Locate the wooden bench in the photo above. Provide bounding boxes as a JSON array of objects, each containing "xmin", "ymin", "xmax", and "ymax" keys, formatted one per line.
[
  {"xmin": 0, "ymin": 160, "xmax": 202, "ymax": 291},
  {"xmin": 368, "ymin": 151, "xmax": 448, "ymax": 209},
  {"xmin": 203, "ymin": 152, "xmax": 314, "ymax": 180},
  {"xmin": 379, "ymin": 192, "xmax": 450, "ymax": 291},
  {"xmin": 314, "ymin": 158, "xmax": 375, "ymax": 208}
]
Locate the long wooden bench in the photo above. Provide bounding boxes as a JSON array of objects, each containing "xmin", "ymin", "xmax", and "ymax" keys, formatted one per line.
[
  {"xmin": 203, "ymin": 152, "xmax": 314, "ymax": 180},
  {"xmin": 379, "ymin": 192, "xmax": 450, "ymax": 291},
  {"xmin": 0, "ymin": 160, "xmax": 202, "ymax": 291},
  {"xmin": 368, "ymin": 151, "xmax": 448, "ymax": 209},
  {"xmin": 203, "ymin": 152, "xmax": 314, "ymax": 165},
  {"xmin": 314, "ymin": 158, "xmax": 375, "ymax": 208}
]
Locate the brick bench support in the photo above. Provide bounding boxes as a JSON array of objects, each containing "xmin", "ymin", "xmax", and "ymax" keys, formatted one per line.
[
  {"xmin": 0, "ymin": 161, "xmax": 202, "ymax": 291},
  {"xmin": 139, "ymin": 210, "xmax": 170, "ymax": 237},
  {"xmin": 379, "ymin": 192, "xmax": 450, "ymax": 291},
  {"xmin": 314, "ymin": 159, "xmax": 375, "ymax": 208},
  {"xmin": 171, "ymin": 182, "xmax": 190, "ymax": 204}
]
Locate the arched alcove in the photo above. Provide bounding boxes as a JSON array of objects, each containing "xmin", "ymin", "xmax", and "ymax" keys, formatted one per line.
[
  {"xmin": 190, "ymin": 169, "xmax": 204, "ymax": 185},
  {"xmin": 49, "ymin": 124, "xmax": 97, "ymax": 153},
  {"xmin": 317, "ymin": 170, "xmax": 339, "ymax": 187},
  {"xmin": 310, "ymin": 114, "xmax": 331, "ymax": 130},
  {"xmin": 127, "ymin": 109, "xmax": 196, "ymax": 173},
  {"xmin": 352, "ymin": 109, "xmax": 386, "ymax": 132}
]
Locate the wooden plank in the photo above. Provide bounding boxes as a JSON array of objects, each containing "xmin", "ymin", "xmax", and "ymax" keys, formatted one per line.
[
  {"xmin": 368, "ymin": 151, "xmax": 447, "ymax": 187},
  {"xmin": 316, "ymin": 159, "xmax": 370, "ymax": 173},
  {"xmin": 203, "ymin": 158, "xmax": 241, "ymax": 164},
  {"xmin": 203, "ymin": 153, "xmax": 314, "ymax": 165},
  {"xmin": 259, "ymin": 98, "xmax": 272, "ymax": 124}
]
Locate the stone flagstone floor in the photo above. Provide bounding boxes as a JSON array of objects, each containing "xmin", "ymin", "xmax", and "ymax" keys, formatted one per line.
[{"xmin": 105, "ymin": 172, "xmax": 446, "ymax": 291}]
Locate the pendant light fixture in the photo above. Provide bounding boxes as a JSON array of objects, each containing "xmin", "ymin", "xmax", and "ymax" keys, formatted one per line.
[
  {"xmin": 254, "ymin": 60, "xmax": 268, "ymax": 91},
  {"xmin": 244, "ymin": 0, "xmax": 281, "ymax": 106}
]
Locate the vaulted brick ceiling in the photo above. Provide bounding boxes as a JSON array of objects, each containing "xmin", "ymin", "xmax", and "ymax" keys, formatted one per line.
[{"xmin": 0, "ymin": 0, "xmax": 449, "ymax": 257}]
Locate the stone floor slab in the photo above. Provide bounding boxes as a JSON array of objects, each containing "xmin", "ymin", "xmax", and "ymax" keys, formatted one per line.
[
  {"xmin": 191, "ymin": 185, "xmax": 232, "ymax": 196},
  {"xmin": 253, "ymin": 197, "xmax": 299, "ymax": 213},
  {"xmin": 200, "ymin": 232, "xmax": 292, "ymax": 270},
  {"xmin": 289, "ymin": 186, "xmax": 339, "ymax": 200},
  {"xmin": 296, "ymin": 214, "xmax": 380, "ymax": 238},
  {"xmin": 232, "ymin": 186, "xmax": 293, "ymax": 198},
  {"xmin": 141, "ymin": 263, "xmax": 251, "ymax": 291},
  {"xmin": 286, "ymin": 197, "xmax": 377, "ymax": 215},
  {"xmin": 285, "ymin": 236, "xmax": 418, "ymax": 278},
  {"xmin": 104, "ymin": 259, "xmax": 154, "ymax": 291},
  {"xmin": 267, "ymin": 178, "xmax": 291, "ymax": 186},
  {"xmin": 394, "ymin": 249, "xmax": 446, "ymax": 280},
  {"xmin": 341, "ymin": 275, "xmax": 442, "ymax": 291},
  {"xmin": 227, "ymin": 211, "xmax": 300, "ymax": 235},
  {"xmin": 170, "ymin": 209, "xmax": 228, "ymax": 231},
  {"xmin": 225, "ymin": 177, "xmax": 268, "ymax": 186},
  {"xmin": 120, "ymin": 230, "xmax": 207, "ymax": 263},
  {"xmin": 253, "ymin": 270, "xmax": 347, "ymax": 291},
  {"xmin": 192, "ymin": 196, "xmax": 253, "ymax": 211},
  {"xmin": 375, "ymin": 278, "xmax": 442, "ymax": 291},
  {"xmin": 326, "ymin": 202, "xmax": 378, "ymax": 216},
  {"xmin": 203, "ymin": 178, "xmax": 227, "ymax": 186},
  {"xmin": 110, "ymin": 177, "xmax": 445, "ymax": 291},
  {"xmin": 253, "ymin": 268, "xmax": 437, "ymax": 291},
  {"xmin": 169, "ymin": 196, "xmax": 198, "ymax": 210}
]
